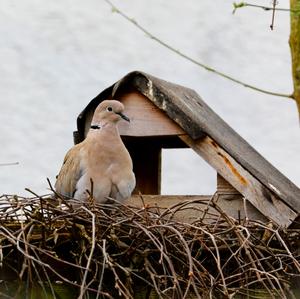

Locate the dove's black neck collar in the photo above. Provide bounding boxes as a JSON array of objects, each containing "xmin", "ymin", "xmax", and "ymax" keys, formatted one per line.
[{"xmin": 90, "ymin": 124, "xmax": 101, "ymax": 130}]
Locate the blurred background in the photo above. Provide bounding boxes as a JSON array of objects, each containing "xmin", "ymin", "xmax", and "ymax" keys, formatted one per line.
[{"xmin": 0, "ymin": 0, "xmax": 299, "ymax": 196}]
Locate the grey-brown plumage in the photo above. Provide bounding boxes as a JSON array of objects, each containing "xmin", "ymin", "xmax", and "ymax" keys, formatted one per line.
[{"xmin": 55, "ymin": 100, "xmax": 135, "ymax": 203}]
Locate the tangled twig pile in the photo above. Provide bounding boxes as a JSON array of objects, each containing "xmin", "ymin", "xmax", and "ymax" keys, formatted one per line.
[{"xmin": 0, "ymin": 192, "xmax": 299, "ymax": 299}]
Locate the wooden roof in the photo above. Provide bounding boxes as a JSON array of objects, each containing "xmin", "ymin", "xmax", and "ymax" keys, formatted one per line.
[{"xmin": 75, "ymin": 71, "xmax": 300, "ymax": 219}]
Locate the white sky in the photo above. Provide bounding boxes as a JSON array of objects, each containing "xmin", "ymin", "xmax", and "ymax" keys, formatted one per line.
[{"xmin": 0, "ymin": 0, "xmax": 298, "ymax": 195}]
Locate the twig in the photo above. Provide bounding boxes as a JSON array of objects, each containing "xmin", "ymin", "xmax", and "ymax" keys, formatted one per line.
[
  {"xmin": 96, "ymin": 239, "xmax": 107, "ymax": 299},
  {"xmin": 0, "ymin": 162, "xmax": 19, "ymax": 167},
  {"xmin": 0, "ymin": 193, "xmax": 299, "ymax": 297},
  {"xmin": 78, "ymin": 206, "xmax": 96, "ymax": 299},
  {"xmin": 270, "ymin": 0, "xmax": 277, "ymax": 30},
  {"xmin": 233, "ymin": 2, "xmax": 300, "ymax": 13},
  {"xmin": 104, "ymin": 0, "xmax": 293, "ymax": 99}
]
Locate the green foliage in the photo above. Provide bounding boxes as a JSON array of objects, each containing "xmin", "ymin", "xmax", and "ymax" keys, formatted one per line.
[{"xmin": 232, "ymin": 2, "xmax": 246, "ymax": 14}]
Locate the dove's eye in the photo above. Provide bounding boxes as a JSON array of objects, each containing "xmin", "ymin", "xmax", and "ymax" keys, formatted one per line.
[{"xmin": 107, "ymin": 107, "xmax": 113, "ymax": 112}]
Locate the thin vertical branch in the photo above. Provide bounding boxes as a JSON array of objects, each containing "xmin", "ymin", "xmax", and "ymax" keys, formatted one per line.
[
  {"xmin": 78, "ymin": 206, "xmax": 96, "ymax": 299},
  {"xmin": 270, "ymin": 0, "xmax": 278, "ymax": 30}
]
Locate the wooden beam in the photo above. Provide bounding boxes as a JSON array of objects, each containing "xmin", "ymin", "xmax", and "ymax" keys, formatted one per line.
[
  {"xmin": 118, "ymin": 91, "xmax": 185, "ymax": 137},
  {"xmin": 126, "ymin": 195, "xmax": 267, "ymax": 224},
  {"xmin": 179, "ymin": 135, "xmax": 297, "ymax": 227},
  {"xmin": 217, "ymin": 173, "xmax": 240, "ymax": 194}
]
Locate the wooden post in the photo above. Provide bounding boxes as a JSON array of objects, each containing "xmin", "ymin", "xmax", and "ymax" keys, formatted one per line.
[
  {"xmin": 124, "ymin": 138, "xmax": 161, "ymax": 195},
  {"xmin": 179, "ymin": 135, "xmax": 298, "ymax": 227},
  {"xmin": 217, "ymin": 173, "xmax": 240, "ymax": 194}
]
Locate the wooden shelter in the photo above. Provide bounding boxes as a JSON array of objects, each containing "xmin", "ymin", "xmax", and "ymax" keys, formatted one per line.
[{"xmin": 73, "ymin": 71, "xmax": 300, "ymax": 227}]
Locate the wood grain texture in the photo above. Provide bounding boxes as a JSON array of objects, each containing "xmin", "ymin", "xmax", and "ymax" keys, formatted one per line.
[
  {"xmin": 126, "ymin": 194, "xmax": 267, "ymax": 224},
  {"xmin": 118, "ymin": 91, "xmax": 185, "ymax": 137},
  {"xmin": 78, "ymin": 89, "xmax": 185, "ymax": 138},
  {"xmin": 179, "ymin": 135, "xmax": 297, "ymax": 227},
  {"xmin": 217, "ymin": 174, "xmax": 240, "ymax": 194}
]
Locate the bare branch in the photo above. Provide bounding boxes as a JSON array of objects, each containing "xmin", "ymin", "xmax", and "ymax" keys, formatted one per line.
[
  {"xmin": 233, "ymin": 2, "xmax": 299, "ymax": 13},
  {"xmin": 78, "ymin": 206, "xmax": 96, "ymax": 299},
  {"xmin": 0, "ymin": 162, "xmax": 19, "ymax": 167},
  {"xmin": 270, "ymin": 0, "xmax": 277, "ymax": 30},
  {"xmin": 104, "ymin": 0, "xmax": 293, "ymax": 99},
  {"xmin": 0, "ymin": 192, "xmax": 299, "ymax": 297}
]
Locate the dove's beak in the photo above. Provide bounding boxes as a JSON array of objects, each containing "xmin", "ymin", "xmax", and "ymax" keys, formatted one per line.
[{"xmin": 117, "ymin": 112, "xmax": 130, "ymax": 122}]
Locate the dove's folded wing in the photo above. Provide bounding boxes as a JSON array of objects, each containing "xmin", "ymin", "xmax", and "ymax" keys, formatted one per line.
[{"xmin": 55, "ymin": 144, "xmax": 84, "ymax": 198}]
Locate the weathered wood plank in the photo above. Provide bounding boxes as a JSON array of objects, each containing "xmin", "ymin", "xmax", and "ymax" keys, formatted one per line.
[
  {"xmin": 130, "ymin": 72, "xmax": 300, "ymax": 213},
  {"xmin": 126, "ymin": 195, "xmax": 267, "ymax": 224},
  {"xmin": 217, "ymin": 174, "xmax": 239, "ymax": 194},
  {"xmin": 179, "ymin": 135, "xmax": 297, "ymax": 227},
  {"xmin": 81, "ymin": 90, "xmax": 185, "ymax": 138},
  {"xmin": 118, "ymin": 91, "xmax": 185, "ymax": 137}
]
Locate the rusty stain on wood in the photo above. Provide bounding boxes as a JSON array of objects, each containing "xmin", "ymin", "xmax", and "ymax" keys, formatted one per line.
[
  {"xmin": 210, "ymin": 139, "xmax": 247, "ymax": 186},
  {"xmin": 210, "ymin": 140, "xmax": 219, "ymax": 149},
  {"xmin": 179, "ymin": 134, "xmax": 298, "ymax": 227},
  {"xmin": 217, "ymin": 152, "xmax": 248, "ymax": 186}
]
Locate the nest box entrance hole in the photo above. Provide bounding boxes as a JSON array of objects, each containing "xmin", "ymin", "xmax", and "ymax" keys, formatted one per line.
[
  {"xmin": 123, "ymin": 136, "xmax": 188, "ymax": 195},
  {"xmin": 123, "ymin": 137, "xmax": 161, "ymax": 195}
]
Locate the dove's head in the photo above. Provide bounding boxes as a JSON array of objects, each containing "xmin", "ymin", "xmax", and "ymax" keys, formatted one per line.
[{"xmin": 91, "ymin": 100, "xmax": 130, "ymax": 128}]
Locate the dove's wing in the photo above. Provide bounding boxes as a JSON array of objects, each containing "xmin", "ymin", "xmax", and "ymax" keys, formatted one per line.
[{"xmin": 55, "ymin": 144, "xmax": 84, "ymax": 198}]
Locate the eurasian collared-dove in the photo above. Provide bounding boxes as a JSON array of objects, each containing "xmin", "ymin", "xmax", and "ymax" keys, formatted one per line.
[{"xmin": 55, "ymin": 100, "xmax": 135, "ymax": 204}]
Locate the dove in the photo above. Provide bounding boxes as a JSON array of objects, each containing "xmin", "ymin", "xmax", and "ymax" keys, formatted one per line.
[{"xmin": 55, "ymin": 100, "xmax": 136, "ymax": 204}]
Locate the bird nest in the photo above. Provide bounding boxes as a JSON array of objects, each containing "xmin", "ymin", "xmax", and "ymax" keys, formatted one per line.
[{"xmin": 0, "ymin": 189, "xmax": 300, "ymax": 299}]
